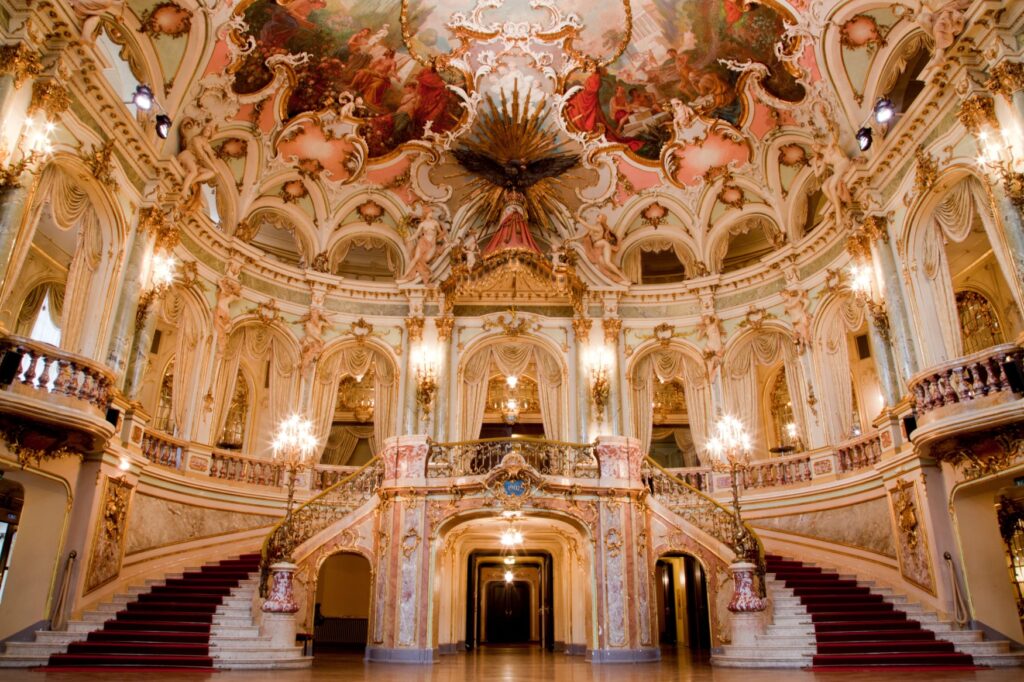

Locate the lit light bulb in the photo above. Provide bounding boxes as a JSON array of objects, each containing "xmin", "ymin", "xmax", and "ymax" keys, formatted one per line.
[
  {"xmin": 506, "ymin": 375, "xmax": 518, "ymax": 389},
  {"xmin": 150, "ymin": 252, "xmax": 177, "ymax": 288},
  {"xmin": 504, "ymin": 570, "xmax": 514, "ymax": 583},
  {"xmin": 504, "ymin": 555, "xmax": 516, "ymax": 565}
]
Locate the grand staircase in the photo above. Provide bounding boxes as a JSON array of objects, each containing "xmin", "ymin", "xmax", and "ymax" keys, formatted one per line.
[
  {"xmin": 715, "ymin": 554, "xmax": 1024, "ymax": 668},
  {"xmin": 0, "ymin": 553, "xmax": 310, "ymax": 669}
]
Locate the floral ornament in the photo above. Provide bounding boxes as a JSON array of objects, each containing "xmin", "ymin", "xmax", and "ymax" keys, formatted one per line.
[
  {"xmin": 217, "ymin": 138, "xmax": 248, "ymax": 160},
  {"xmin": 778, "ymin": 143, "xmax": 808, "ymax": 167},
  {"xmin": 840, "ymin": 15, "xmax": 886, "ymax": 50},
  {"xmin": 717, "ymin": 183, "xmax": 745, "ymax": 209},
  {"xmin": 295, "ymin": 158, "xmax": 324, "ymax": 178},
  {"xmin": 356, "ymin": 200, "xmax": 385, "ymax": 224},
  {"xmin": 280, "ymin": 179, "xmax": 308, "ymax": 203},
  {"xmin": 640, "ymin": 202, "xmax": 669, "ymax": 229},
  {"xmin": 140, "ymin": 2, "xmax": 193, "ymax": 39}
]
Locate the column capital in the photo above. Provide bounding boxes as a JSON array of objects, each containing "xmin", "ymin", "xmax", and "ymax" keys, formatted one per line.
[
  {"xmin": 957, "ymin": 92, "xmax": 999, "ymax": 133},
  {"xmin": 846, "ymin": 213, "xmax": 890, "ymax": 260},
  {"xmin": 0, "ymin": 43, "xmax": 42, "ymax": 89},
  {"xmin": 987, "ymin": 60, "xmax": 1024, "ymax": 100}
]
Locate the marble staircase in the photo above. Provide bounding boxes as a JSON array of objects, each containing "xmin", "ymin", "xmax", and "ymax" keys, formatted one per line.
[
  {"xmin": 714, "ymin": 555, "xmax": 1024, "ymax": 668},
  {"xmin": 0, "ymin": 556, "xmax": 311, "ymax": 669}
]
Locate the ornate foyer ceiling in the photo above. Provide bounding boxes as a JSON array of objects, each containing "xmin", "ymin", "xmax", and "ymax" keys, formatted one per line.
[{"xmin": 133, "ymin": 0, "xmax": 928, "ymax": 301}]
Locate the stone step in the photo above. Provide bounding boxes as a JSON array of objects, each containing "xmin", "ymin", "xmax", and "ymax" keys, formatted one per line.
[
  {"xmin": 214, "ymin": 656, "xmax": 312, "ymax": 670},
  {"xmin": 212, "ymin": 645, "xmax": 307, "ymax": 660},
  {"xmin": 973, "ymin": 652, "xmax": 1024, "ymax": 667},
  {"xmin": 211, "ymin": 625, "xmax": 261, "ymax": 638},
  {"xmin": 1, "ymin": 641, "xmax": 66, "ymax": 657},
  {"xmin": 754, "ymin": 635, "xmax": 814, "ymax": 647},
  {"xmin": 763, "ymin": 624, "xmax": 815, "ymax": 637},
  {"xmin": 0, "ymin": 654, "xmax": 50, "ymax": 668}
]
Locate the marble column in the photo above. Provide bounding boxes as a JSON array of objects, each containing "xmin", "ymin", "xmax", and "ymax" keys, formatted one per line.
[
  {"xmin": 123, "ymin": 294, "xmax": 159, "ymax": 400},
  {"xmin": 366, "ymin": 435, "xmax": 434, "ymax": 662},
  {"xmin": 589, "ymin": 435, "xmax": 659, "ymax": 662},
  {"xmin": 873, "ymin": 237, "xmax": 918, "ymax": 383},
  {"xmin": 866, "ymin": 313, "xmax": 901, "ymax": 409},
  {"xmin": 261, "ymin": 562, "xmax": 300, "ymax": 648},
  {"xmin": 105, "ymin": 218, "xmax": 151, "ymax": 380},
  {"xmin": 0, "ymin": 183, "xmax": 30, "ymax": 322}
]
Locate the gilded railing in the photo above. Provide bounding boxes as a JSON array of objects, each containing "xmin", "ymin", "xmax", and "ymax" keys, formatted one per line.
[
  {"xmin": 261, "ymin": 456, "xmax": 384, "ymax": 591},
  {"xmin": 0, "ymin": 334, "xmax": 114, "ymax": 414},
  {"xmin": 140, "ymin": 428, "xmax": 186, "ymax": 470},
  {"xmin": 836, "ymin": 431, "xmax": 882, "ymax": 473},
  {"xmin": 743, "ymin": 452, "xmax": 812, "ymax": 489},
  {"xmin": 642, "ymin": 458, "xmax": 766, "ymax": 593},
  {"xmin": 909, "ymin": 343, "xmax": 1024, "ymax": 418},
  {"xmin": 426, "ymin": 437, "xmax": 600, "ymax": 478},
  {"xmin": 210, "ymin": 449, "xmax": 284, "ymax": 487}
]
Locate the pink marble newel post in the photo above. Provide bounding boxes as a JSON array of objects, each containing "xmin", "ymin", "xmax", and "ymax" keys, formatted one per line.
[
  {"xmin": 727, "ymin": 561, "xmax": 766, "ymax": 647},
  {"xmin": 261, "ymin": 562, "xmax": 300, "ymax": 648}
]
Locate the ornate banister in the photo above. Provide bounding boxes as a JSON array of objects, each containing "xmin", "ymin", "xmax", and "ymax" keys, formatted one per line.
[
  {"xmin": 260, "ymin": 456, "xmax": 383, "ymax": 592},
  {"xmin": 210, "ymin": 449, "xmax": 284, "ymax": 487},
  {"xmin": 642, "ymin": 457, "xmax": 766, "ymax": 594},
  {"xmin": 909, "ymin": 343, "xmax": 1023, "ymax": 419},
  {"xmin": 140, "ymin": 428, "xmax": 187, "ymax": 470},
  {"xmin": 426, "ymin": 436, "xmax": 599, "ymax": 478}
]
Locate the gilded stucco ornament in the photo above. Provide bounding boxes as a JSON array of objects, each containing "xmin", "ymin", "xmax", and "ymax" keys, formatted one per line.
[
  {"xmin": 987, "ymin": 60, "xmax": 1024, "ymax": 99},
  {"xmin": 85, "ymin": 476, "xmax": 133, "ymax": 593},
  {"xmin": 404, "ymin": 316, "xmax": 425, "ymax": 343},
  {"xmin": 957, "ymin": 94, "xmax": 998, "ymax": 133},
  {"xmin": 0, "ymin": 43, "xmax": 43, "ymax": 89},
  {"xmin": 28, "ymin": 79, "xmax": 70, "ymax": 121},
  {"xmin": 82, "ymin": 139, "xmax": 117, "ymax": 190},
  {"xmin": 435, "ymin": 315, "xmax": 455, "ymax": 342},
  {"xmin": 914, "ymin": 146, "xmax": 940, "ymax": 194},
  {"xmin": 571, "ymin": 316, "xmax": 592, "ymax": 343}
]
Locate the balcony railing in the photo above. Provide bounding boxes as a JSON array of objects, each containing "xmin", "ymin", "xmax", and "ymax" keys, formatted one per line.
[
  {"xmin": 210, "ymin": 449, "xmax": 284, "ymax": 487},
  {"xmin": 141, "ymin": 429, "xmax": 186, "ymax": 470},
  {"xmin": 909, "ymin": 343, "xmax": 1024, "ymax": 420},
  {"xmin": 426, "ymin": 437, "xmax": 600, "ymax": 478},
  {"xmin": 742, "ymin": 452, "xmax": 812, "ymax": 489},
  {"xmin": 836, "ymin": 431, "xmax": 882, "ymax": 474},
  {"xmin": 0, "ymin": 334, "xmax": 117, "ymax": 456}
]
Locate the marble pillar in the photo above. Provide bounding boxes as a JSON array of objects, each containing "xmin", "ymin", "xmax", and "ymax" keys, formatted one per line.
[
  {"xmin": 105, "ymin": 220, "xmax": 151, "ymax": 380},
  {"xmin": 867, "ymin": 314, "xmax": 901, "ymax": 409},
  {"xmin": 123, "ymin": 296, "xmax": 159, "ymax": 400},
  {"xmin": 366, "ymin": 436, "xmax": 435, "ymax": 663},
  {"xmin": 261, "ymin": 562, "xmax": 299, "ymax": 648},
  {"xmin": 588, "ymin": 435, "xmax": 659, "ymax": 662},
  {"xmin": 0, "ymin": 183, "xmax": 29, "ymax": 319},
  {"xmin": 874, "ymin": 238, "xmax": 918, "ymax": 382}
]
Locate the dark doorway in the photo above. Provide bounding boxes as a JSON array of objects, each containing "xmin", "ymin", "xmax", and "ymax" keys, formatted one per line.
[
  {"xmin": 655, "ymin": 555, "xmax": 711, "ymax": 650},
  {"xmin": 484, "ymin": 581, "xmax": 531, "ymax": 643},
  {"xmin": 465, "ymin": 550, "xmax": 553, "ymax": 650}
]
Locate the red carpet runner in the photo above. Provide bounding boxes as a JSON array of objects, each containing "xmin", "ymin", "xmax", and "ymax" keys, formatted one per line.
[
  {"xmin": 46, "ymin": 553, "xmax": 261, "ymax": 669},
  {"xmin": 765, "ymin": 554, "xmax": 978, "ymax": 669}
]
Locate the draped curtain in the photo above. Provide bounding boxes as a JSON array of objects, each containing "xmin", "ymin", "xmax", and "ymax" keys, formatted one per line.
[
  {"xmin": 816, "ymin": 297, "xmax": 864, "ymax": 444},
  {"xmin": 308, "ymin": 345, "xmax": 396, "ymax": 459},
  {"xmin": 622, "ymin": 239, "xmax": 692, "ymax": 284},
  {"xmin": 15, "ymin": 281, "xmax": 65, "ymax": 335},
  {"xmin": 161, "ymin": 290, "xmax": 205, "ymax": 438},
  {"xmin": 916, "ymin": 177, "xmax": 994, "ymax": 365},
  {"xmin": 321, "ymin": 425, "xmax": 374, "ymax": 465},
  {"xmin": 212, "ymin": 335, "xmax": 245, "ymax": 440},
  {"xmin": 629, "ymin": 349, "xmax": 712, "ymax": 460},
  {"xmin": 459, "ymin": 343, "xmax": 565, "ymax": 441}
]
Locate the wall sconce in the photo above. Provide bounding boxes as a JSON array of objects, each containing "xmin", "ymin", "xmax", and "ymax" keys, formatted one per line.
[
  {"xmin": 848, "ymin": 262, "xmax": 890, "ymax": 342},
  {"xmin": 585, "ymin": 346, "xmax": 613, "ymax": 423},
  {"xmin": 135, "ymin": 251, "xmax": 177, "ymax": 327},
  {"xmin": 0, "ymin": 114, "xmax": 55, "ymax": 189},
  {"xmin": 977, "ymin": 127, "xmax": 1024, "ymax": 211},
  {"xmin": 413, "ymin": 345, "xmax": 439, "ymax": 421}
]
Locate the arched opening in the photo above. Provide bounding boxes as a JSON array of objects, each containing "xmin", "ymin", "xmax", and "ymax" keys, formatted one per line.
[
  {"xmin": 0, "ymin": 479, "xmax": 25, "ymax": 604},
  {"xmin": 907, "ymin": 175, "xmax": 1024, "ymax": 366},
  {"xmin": 217, "ymin": 371, "xmax": 251, "ymax": 450},
  {"xmin": 321, "ymin": 372, "xmax": 376, "ymax": 467},
  {"xmin": 434, "ymin": 512, "xmax": 592, "ymax": 657},
  {"xmin": 763, "ymin": 364, "xmax": 801, "ymax": 454},
  {"xmin": 654, "ymin": 554, "xmax": 711, "ymax": 652},
  {"xmin": 877, "ymin": 34, "xmax": 932, "ymax": 115},
  {"xmin": 621, "ymin": 239, "xmax": 690, "ymax": 285},
  {"xmin": 630, "ymin": 347, "xmax": 712, "ymax": 474},
  {"xmin": 715, "ymin": 217, "xmax": 784, "ymax": 274},
  {"xmin": 330, "ymin": 236, "xmax": 401, "ymax": 281},
  {"xmin": 153, "ymin": 358, "xmax": 175, "ymax": 435},
  {"xmin": 15, "ymin": 281, "xmax": 63, "ymax": 346},
  {"xmin": 314, "ymin": 552, "xmax": 372, "ymax": 654},
  {"xmin": 458, "ymin": 340, "xmax": 567, "ymax": 441},
  {"xmin": 243, "ymin": 211, "xmax": 306, "ymax": 267}
]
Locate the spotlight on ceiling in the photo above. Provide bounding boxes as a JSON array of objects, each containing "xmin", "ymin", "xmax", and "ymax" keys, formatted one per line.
[
  {"xmin": 873, "ymin": 97, "xmax": 895, "ymax": 125},
  {"xmin": 856, "ymin": 126, "xmax": 873, "ymax": 151},
  {"xmin": 155, "ymin": 114, "xmax": 172, "ymax": 139},
  {"xmin": 132, "ymin": 84, "xmax": 155, "ymax": 111}
]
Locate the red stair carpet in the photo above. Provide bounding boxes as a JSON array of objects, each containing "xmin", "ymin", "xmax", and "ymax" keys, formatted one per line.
[
  {"xmin": 45, "ymin": 553, "xmax": 261, "ymax": 670},
  {"xmin": 765, "ymin": 554, "xmax": 980, "ymax": 670}
]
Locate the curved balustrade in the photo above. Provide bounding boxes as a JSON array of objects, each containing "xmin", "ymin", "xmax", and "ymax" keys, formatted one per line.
[
  {"xmin": 210, "ymin": 450, "xmax": 284, "ymax": 487},
  {"xmin": 140, "ymin": 429, "xmax": 186, "ymax": 470},
  {"xmin": 909, "ymin": 343, "xmax": 1024, "ymax": 419},
  {"xmin": 0, "ymin": 335, "xmax": 114, "ymax": 414},
  {"xmin": 642, "ymin": 459, "xmax": 765, "ymax": 590},
  {"xmin": 742, "ymin": 453, "xmax": 812, "ymax": 489},
  {"xmin": 836, "ymin": 432, "xmax": 882, "ymax": 473},
  {"xmin": 262, "ymin": 457, "xmax": 384, "ymax": 584},
  {"xmin": 313, "ymin": 464, "xmax": 361, "ymax": 490},
  {"xmin": 426, "ymin": 437, "xmax": 599, "ymax": 479}
]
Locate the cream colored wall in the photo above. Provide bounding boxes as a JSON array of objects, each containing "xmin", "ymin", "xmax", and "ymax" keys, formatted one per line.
[
  {"xmin": 0, "ymin": 467, "xmax": 71, "ymax": 640},
  {"xmin": 951, "ymin": 473, "xmax": 1024, "ymax": 643},
  {"xmin": 316, "ymin": 553, "xmax": 371, "ymax": 618}
]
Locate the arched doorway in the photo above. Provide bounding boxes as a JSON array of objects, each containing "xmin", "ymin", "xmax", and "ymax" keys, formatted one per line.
[
  {"xmin": 433, "ymin": 512, "xmax": 592, "ymax": 656},
  {"xmin": 0, "ymin": 479, "xmax": 24, "ymax": 602},
  {"xmin": 654, "ymin": 554, "xmax": 711, "ymax": 652},
  {"xmin": 313, "ymin": 552, "xmax": 373, "ymax": 654}
]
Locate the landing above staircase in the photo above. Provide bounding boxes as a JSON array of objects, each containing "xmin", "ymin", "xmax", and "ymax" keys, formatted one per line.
[
  {"xmin": 714, "ymin": 554, "xmax": 1024, "ymax": 669},
  {"xmin": 0, "ymin": 553, "xmax": 310, "ymax": 670}
]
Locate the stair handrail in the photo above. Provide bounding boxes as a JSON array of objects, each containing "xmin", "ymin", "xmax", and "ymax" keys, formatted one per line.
[
  {"xmin": 260, "ymin": 456, "xmax": 383, "ymax": 593},
  {"xmin": 642, "ymin": 457, "xmax": 767, "ymax": 595},
  {"xmin": 426, "ymin": 436, "xmax": 599, "ymax": 478},
  {"xmin": 48, "ymin": 550, "xmax": 77, "ymax": 631},
  {"xmin": 943, "ymin": 551, "xmax": 970, "ymax": 628}
]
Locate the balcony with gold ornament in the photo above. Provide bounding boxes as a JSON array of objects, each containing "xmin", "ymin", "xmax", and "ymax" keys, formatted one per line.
[
  {"xmin": 0, "ymin": 333, "xmax": 118, "ymax": 466},
  {"xmin": 907, "ymin": 342, "xmax": 1024, "ymax": 454}
]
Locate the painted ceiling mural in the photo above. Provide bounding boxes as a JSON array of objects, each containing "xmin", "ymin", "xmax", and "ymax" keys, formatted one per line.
[{"xmin": 170, "ymin": 0, "xmax": 873, "ymax": 290}]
